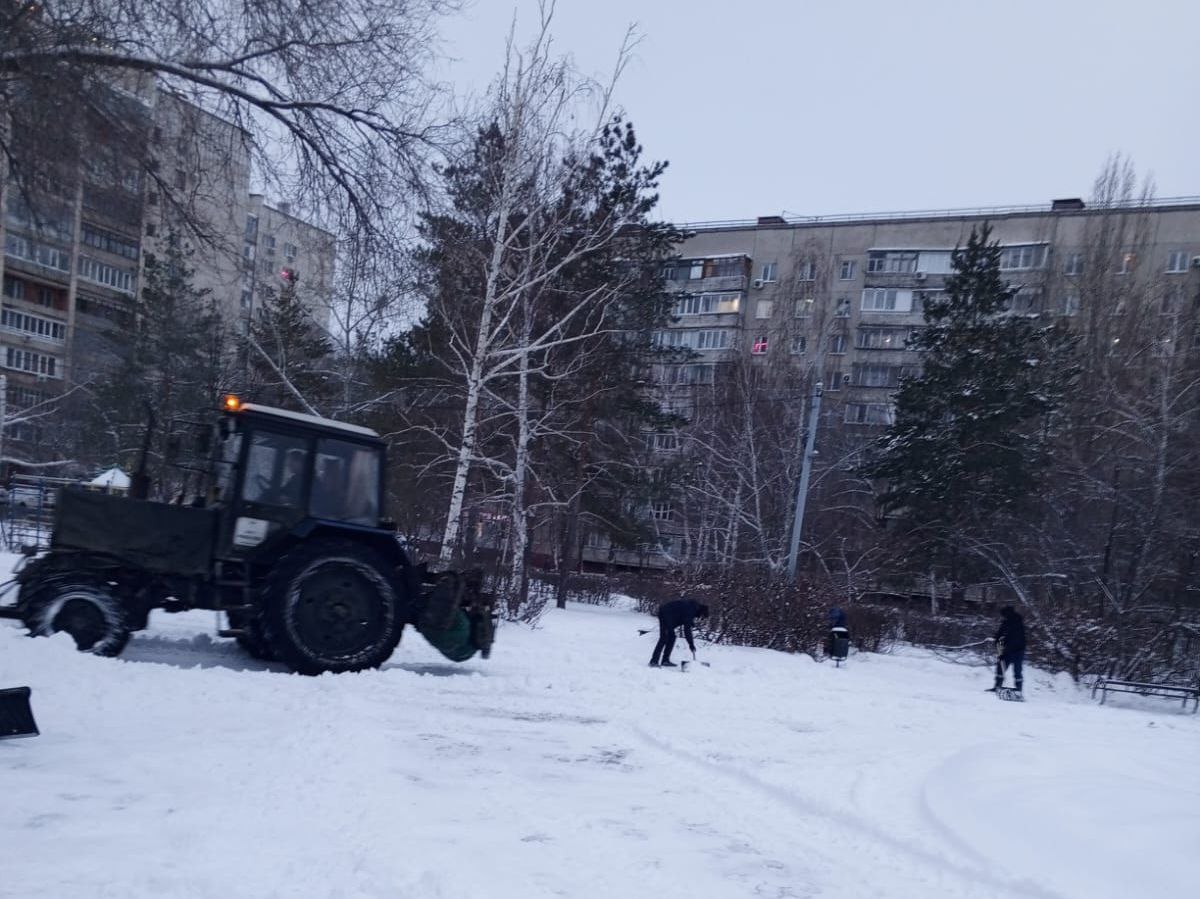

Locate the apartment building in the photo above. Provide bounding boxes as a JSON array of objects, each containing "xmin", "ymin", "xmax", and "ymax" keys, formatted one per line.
[
  {"xmin": 599, "ymin": 196, "xmax": 1200, "ymax": 568},
  {"xmin": 241, "ymin": 194, "xmax": 336, "ymax": 328},
  {"xmin": 0, "ymin": 82, "xmax": 334, "ymax": 456}
]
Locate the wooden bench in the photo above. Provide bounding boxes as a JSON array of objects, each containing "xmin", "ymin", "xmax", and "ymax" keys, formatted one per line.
[{"xmin": 1091, "ymin": 678, "xmax": 1199, "ymax": 713}]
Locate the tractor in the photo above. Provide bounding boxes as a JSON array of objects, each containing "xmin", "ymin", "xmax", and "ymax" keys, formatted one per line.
[{"xmin": 0, "ymin": 398, "xmax": 495, "ymax": 675}]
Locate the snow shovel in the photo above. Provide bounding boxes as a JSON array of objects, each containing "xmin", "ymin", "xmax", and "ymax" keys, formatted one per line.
[
  {"xmin": 680, "ymin": 651, "xmax": 710, "ymax": 672},
  {"xmin": 0, "ymin": 687, "xmax": 38, "ymax": 739}
]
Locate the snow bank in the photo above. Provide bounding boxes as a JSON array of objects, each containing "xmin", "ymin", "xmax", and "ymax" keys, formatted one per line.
[{"xmin": 2, "ymin": 595, "xmax": 1197, "ymax": 898}]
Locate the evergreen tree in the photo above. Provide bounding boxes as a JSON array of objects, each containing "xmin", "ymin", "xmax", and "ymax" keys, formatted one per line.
[
  {"xmin": 863, "ymin": 223, "xmax": 1078, "ymax": 560},
  {"xmin": 246, "ymin": 273, "xmax": 333, "ymax": 412},
  {"xmin": 89, "ymin": 233, "xmax": 229, "ymax": 494}
]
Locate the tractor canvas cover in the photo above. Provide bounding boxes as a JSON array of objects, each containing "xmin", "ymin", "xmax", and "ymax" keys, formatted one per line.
[{"xmin": 52, "ymin": 488, "xmax": 216, "ymax": 577}]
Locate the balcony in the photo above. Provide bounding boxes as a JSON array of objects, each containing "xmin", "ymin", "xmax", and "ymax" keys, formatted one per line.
[{"xmin": 686, "ymin": 274, "xmax": 746, "ymax": 292}]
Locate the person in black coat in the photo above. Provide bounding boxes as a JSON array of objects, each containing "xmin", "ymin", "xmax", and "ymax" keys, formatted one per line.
[
  {"xmin": 989, "ymin": 605, "xmax": 1026, "ymax": 693},
  {"xmin": 649, "ymin": 598, "xmax": 709, "ymax": 667}
]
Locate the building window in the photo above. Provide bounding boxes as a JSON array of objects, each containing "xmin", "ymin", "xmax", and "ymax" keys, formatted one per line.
[
  {"xmin": 852, "ymin": 364, "xmax": 902, "ymax": 387},
  {"xmin": 652, "ymin": 433, "xmax": 680, "ymax": 452},
  {"xmin": 174, "ymin": 169, "xmax": 187, "ymax": 191},
  {"xmin": 835, "ymin": 296, "xmax": 851, "ymax": 317},
  {"xmin": 654, "ymin": 329, "xmax": 732, "ymax": 350},
  {"xmin": 824, "ymin": 369, "xmax": 842, "ymax": 391},
  {"xmin": 750, "ymin": 334, "xmax": 769, "ymax": 355},
  {"xmin": 1008, "ymin": 288, "xmax": 1042, "ymax": 315},
  {"xmin": 2, "ymin": 275, "xmax": 24, "ymax": 301},
  {"xmin": 857, "ymin": 326, "xmax": 910, "ymax": 350},
  {"xmin": 796, "ymin": 261, "xmax": 817, "ymax": 281},
  {"xmin": 1118, "ymin": 252, "xmax": 1137, "ymax": 275},
  {"xmin": 790, "ymin": 335, "xmax": 807, "ymax": 355},
  {"xmin": 867, "ymin": 251, "xmax": 917, "ymax": 274},
  {"xmin": 828, "ymin": 333, "xmax": 848, "ymax": 354},
  {"xmin": 794, "ymin": 297, "xmax": 815, "ymax": 318},
  {"xmin": 999, "ymin": 245, "xmax": 1047, "ymax": 271},
  {"xmin": 665, "ymin": 363, "xmax": 715, "ymax": 385},
  {"xmin": 839, "ymin": 260, "xmax": 856, "ymax": 280},
  {"xmin": 284, "ymin": 242, "xmax": 298, "ymax": 262},
  {"xmin": 845, "ymin": 403, "xmax": 894, "ymax": 425},
  {"xmin": 4, "ymin": 347, "xmax": 59, "ymax": 378},
  {"xmin": 1064, "ymin": 253, "xmax": 1084, "ymax": 276},
  {"xmin": 756, "ymin": 300, "xmax": 774, "ymax": 319},
  {"xmin": 1166, "ymin": 250, "xmax": 1189, "ymax": 273},
  {"xmin": 81, "ymin": 224, "xmax": 140, "ymax": 260},
  {"xmin": 78, "ymin": 255, "xmax": 135, "ymax": 293},
  {"xmin": 1162, "ymin": 286, "xmax": 1183, "ymax": 314},
  {"xmin": 1, "ymin": 308, "xmax": 66, "ymax": 342},
  {"xmin": 5, "ymin": 234, "xmax": 71, "ymax": 272},
  {"xmin": 760, "ymin": 262, "xmax": 777, "ymax": 283},
  {"xmin": 651, "ymin": 502, "xmax": 673, "ymax": 522},
  {"xmin": 861, "ymin": 288, "xmax": 913, "ymax": 312},
  {"xmin": 676, "ymin": 292, "xmax": 741, "ymax": 315},
  {"xmin": 697, "ymin": 257, "xmax": 744, "ymax": 279},
  {"xmin": 1061, "ymin": 291, "xmax": 1080, "ymax": 317},
  {"xmin": 245, "ymin": 215, "xmax": 259, "ymax": 241}
]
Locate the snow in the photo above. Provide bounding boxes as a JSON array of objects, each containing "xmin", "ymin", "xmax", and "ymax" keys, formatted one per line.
[
  {"xmin": 88, "ymin": 467, "xmax": 131, "ymax": 490},
  {"xmin": 2, "ymin": 579, "xmax": 1198, "ymax": 898}
]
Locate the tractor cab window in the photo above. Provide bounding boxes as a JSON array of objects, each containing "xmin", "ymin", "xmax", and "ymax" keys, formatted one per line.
[
  {"xmin": 311, "ymin": 439, "xmax": 380, "ymax": 525},
  {"xmin": 241, "ymin": 431, "xmax": 309, "ymax": 509}
]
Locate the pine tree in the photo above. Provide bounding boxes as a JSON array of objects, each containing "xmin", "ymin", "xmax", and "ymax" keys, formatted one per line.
[
  {"xmin": 246, "ymin": 273, "xmax": 333, "ymax": 413},
  {"xmin": 89, "ymin": 233, "xmax": 229, "ymax": 494},
  {"xmin": 863, "ymin": 223, "xmax": 1078, "ymax": 558}
]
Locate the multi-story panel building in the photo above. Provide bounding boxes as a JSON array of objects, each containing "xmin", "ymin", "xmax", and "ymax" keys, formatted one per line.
[
  {"xmin": 241, "ymin": 194, "xmax": 336, "ymax": 328},
  {"xmin": 625, "ymin": 196, "xmax": 1200, "ymax": 566},
  {"xmin": 0, "ymin": 83, "xmax": 335, "ymax": 460}
]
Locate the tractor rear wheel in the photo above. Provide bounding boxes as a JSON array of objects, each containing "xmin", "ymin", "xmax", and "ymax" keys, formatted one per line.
[
  {"xmin": 24, "ymin": 580, "xmax": 132, "ymax": 657},
  {"xmin": 260, "ymin": 540, "xmax": 404, "ymax": 675}
]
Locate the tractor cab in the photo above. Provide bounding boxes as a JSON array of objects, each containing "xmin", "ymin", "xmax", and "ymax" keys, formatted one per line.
[{"xmin": 214, "ymin": 398, "xmax": 389, "ymax": 559}]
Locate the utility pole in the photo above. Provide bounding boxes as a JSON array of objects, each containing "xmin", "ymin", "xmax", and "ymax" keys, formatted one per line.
[{"xmin": 787, "ymin": 379, "xmax": 823, "ymax": 582}]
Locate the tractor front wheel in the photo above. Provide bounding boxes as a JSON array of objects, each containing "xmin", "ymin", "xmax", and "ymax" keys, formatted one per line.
[
  {"xmin": 24, "ymin": 580, "xmax": 132, "ymax": 657},
  {"xmin": 260, "ymin": 540, "xmax": 404, "ymax": 675}
]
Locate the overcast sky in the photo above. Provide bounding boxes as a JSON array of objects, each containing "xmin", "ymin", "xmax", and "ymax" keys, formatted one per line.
[{"xmin": 439, "ymin": 0, "xmax": 1198, "ymax": 223}]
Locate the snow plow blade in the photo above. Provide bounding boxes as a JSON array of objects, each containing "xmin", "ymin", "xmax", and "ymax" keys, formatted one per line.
[{"xmin": 0, "ymin": 687, "xmax": 38, "ymax": 739}]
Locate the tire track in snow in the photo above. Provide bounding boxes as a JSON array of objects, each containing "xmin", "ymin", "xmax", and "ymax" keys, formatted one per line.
[{"xmin": 629, "ymin": 725, "xmax": 1065, "ymax": 899}]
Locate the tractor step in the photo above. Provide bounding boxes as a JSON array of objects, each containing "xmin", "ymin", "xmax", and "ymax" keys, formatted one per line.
[{"xmin": 217, "ymin": 628, "xmax": 248, "ymax": 639}]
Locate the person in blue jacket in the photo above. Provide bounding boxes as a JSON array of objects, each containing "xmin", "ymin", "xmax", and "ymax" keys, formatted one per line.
[
  {"xmin": 989, "ymin": 606, "xmax": 1026, "ymax": 693},
  {"xmin": 649, "ymin": 597, "xmax": 709, "ymax": 667}
]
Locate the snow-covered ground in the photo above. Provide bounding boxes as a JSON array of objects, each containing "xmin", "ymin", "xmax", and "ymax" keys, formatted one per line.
[{"xmin": 2, "ymin": 582, "xmax": 1198, "ymax": 898}]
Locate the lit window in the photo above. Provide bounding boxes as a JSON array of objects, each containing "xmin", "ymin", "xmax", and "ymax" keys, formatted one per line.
[
  {"xmin": 751, "ymin": 334, "xmax": 769, "ymax": 355},
  {"xmin": 1118, "ymin": 252, "xmax": 1137, "ymax": 275}
]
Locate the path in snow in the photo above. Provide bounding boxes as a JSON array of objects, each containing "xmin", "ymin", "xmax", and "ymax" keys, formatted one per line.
[{"xmin": 2, "ymin": 595, "xmax": 1198, "ymax": 899}]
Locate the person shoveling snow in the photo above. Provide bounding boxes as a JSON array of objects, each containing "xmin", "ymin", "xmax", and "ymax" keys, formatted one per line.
[{"xmin": 648, "ymin": 597, "xmax": 708, "ymax": 668}]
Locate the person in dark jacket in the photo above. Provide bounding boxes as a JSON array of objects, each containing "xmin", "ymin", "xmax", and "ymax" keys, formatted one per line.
[
  {"xmin": 649, "ymin": 598, "xmax": 709, "ymax": 667},
  {"xmin": 989, "ymin": 605, "xmax": 1026, "ymax": 692}
]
